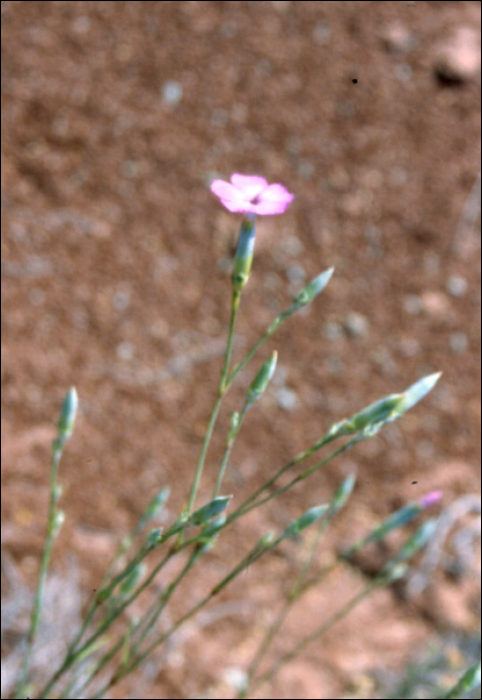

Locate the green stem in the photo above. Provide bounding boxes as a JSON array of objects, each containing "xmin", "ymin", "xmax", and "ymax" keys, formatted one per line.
[
  {"xmin": 226, "ymin": 435, "xmax": 363, "ymax": 527},
  {"xmin": 187, "ymin": 288, "xmax": 241, "ymax": 515},
  {"xmin": 14, "ymin": 440, "xmax": 65, "ymax": 699},
  {"xmin": 249, "ymin": 579, "xmax": 379, "ymax": 695},
  {"xmin": 240, "ymin": 496, "xmax": 342, "ymax": 696},
  {"xmin": 74, "ymin": 548, "xmax": 203, "ymax": 699},
  {"xmin": 212, "ymin": 403, "xmax": 249, "ymax": 499},
  {"xmin": 227, "ymin": 312, "xmax": 287, "ymax": 386},
  {"xmin": 131, "ymin": 547, "xmax": 203, "ymax": 656},
  {"xmin": 90, "ymin": 536, "xmax": 278, "ymax": 698}
]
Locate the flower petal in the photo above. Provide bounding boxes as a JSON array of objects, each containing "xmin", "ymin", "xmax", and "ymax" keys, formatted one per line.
[
  {"xmin": 231, "ymin": 174, "xmax": 268, "ymax": 200},
  {"xmin": 220, "ymin": 198, "xmax": 257, "ymax": 213},
  {"xmin": 259, "ymin": 183, "xmax": 294, "ymax": 204},
  {"xmin": 210, "ymin": 179, "xmax": 246, "ymax": 203},
  {"xmin": 251, "ymin": 199, "xmax": 292, "ymax": 215}
]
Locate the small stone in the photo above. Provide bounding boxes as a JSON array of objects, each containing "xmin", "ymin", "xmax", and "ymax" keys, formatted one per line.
[
  {"xmin": 113, "ymin": 283, "xmax": 131, "ymax": 311},
  {"xmin": 286, "ymin": 264, "xmax": 306, "ymax": 283},
  {"xmin": 323, "ymin": 321, "xmax": 343, "ymax": 341},
  {"xmin": 325, "ymin": 356, "xmax": 344, "ymax": 375},
  {"xmin": 450, "ymin": 332, "xmax": 468, "ymax": 353},
  {"xmin": 435, "ymin": 26, "xmax": 481, "ymax": 83},
  {"xmin": 161, "ymin": 80, "xmax": 183, "ymax": 105},
  {"xmin": 343, "ymin": 312, "xmax": 369, "ymax": 338},
  {"xmin": 313, "ymin": 22, "xmax": 331, "ymax": 45},
  {"xmin": 276, "ymin": 387, "xmax": 298, "ymax": 412},
  {"xmin": 380, "ymin": 22, "xmax": 415, "ymax": 53},
  {"xmin": 446, "ymin": 275, "xmax": 468, "ymax": 298},
  {"xmin": 404, "ymin": 294, "xmax": 423, "ymax": 315},
  {"xmin": 280, "ymin": 235, "xmax": 304, "ymax": 257},
  {"xmin": 420, "ymin": 291, "xmax": 450, "ymax": 317},
  {"xmin": 297, "ymin": 159, "xmax": 315, "ymax": 179},
  {"xmin": 117, "ymin": 341, "xmax": 135, "ymax": 361},
  {"xmin": 394, "ymin": 63, "xmax": 413, "ymax": 81}
]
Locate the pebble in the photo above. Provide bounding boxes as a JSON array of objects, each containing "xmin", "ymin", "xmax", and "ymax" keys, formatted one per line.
[
  {"xmin": 404, "ymin": 294, "xmax": 423, "ymax": 315},
  {"xmin": 435, "ymin": 26, "xmax": 481, "ymax": 83},
  {"xmin": 446, "ymin": 275, "xmax": 468, "ymax": 298},
  {"xmin": 380, "ymin": 22, "xmax": 415, "ymax": 53},
  {"xmin": 450, "ymin": 332, "xmax": 468, "ymax": 354},
  {"xmin": 116, "ymin": 341, "xmax": 135, "ymax": 361},
  {"xmin": 420, "ymin": 290, "xmax": 450, "ymax": 316},
  {"xmin": 323, "ymin": 321, "xmax": 343, "ymax": 341},
  {"xmin": 343, "ymin": 312, "xmax": 369, "ymax": 338},
  {"xmin": 312, "ymin": 21, "xmax": 331, "ymax": 45},
  {"xmin": 161, "ymin": 80, "xmax": 183, "ymax": 105},
  {"xmin": 286, "ymin": 264, "xmax": 306, "ymax": 283},
  {"xmin": 276, "ymin": 387, "xmax": 298, "ymax": 412},
  {"xmin": 113, "ymin": 283, "xmax": 131, "ymax": 311}
]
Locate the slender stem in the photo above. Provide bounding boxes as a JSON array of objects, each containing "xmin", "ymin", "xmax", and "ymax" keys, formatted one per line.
[
  {"xmin": 241, "ymin": 514, "xmax": 332, "ymax": 694},
  {"xmin": 90, "ymin": 536, "xmax": 278, "ymax": 698},
  {"xmin": 73, "ymin": 548, "xmax": 203, "ymax": 699},
  {"xmin": 249, "ymin": 580, "xmax": 379, "ymax": 695},
  {"xmin": 227, "ymin": 312, "xmax": 288, "ymax": 386},
  {"xmin": 225, "ymin": 435, "xmax": 363, "ymax": 527},
  {"xmin": 131, "ymin": 547, "xmax": 203, "ymax": 656},
  {"xmin": 240, "ymin": 598, "xmax": 295, "ymax": 697},
  {"xmin": 212, "ymin": 403, "xmax": 249, "ymax": 498},
  {"xmin": 187, "ymin": 288, "xmax": 241, "ymax": 514},
  {"xmin": 36, "ymin": 543, "xmax": 175, "ymax": 700},
  {"xmin": 14, "ymin": 440, "xmax": 65, "ymax": 699}
]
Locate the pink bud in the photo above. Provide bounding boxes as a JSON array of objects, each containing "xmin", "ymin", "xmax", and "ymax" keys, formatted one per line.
[{"xmin": 420, "ymin": 490, "xmax": 443, "ymax": 508}]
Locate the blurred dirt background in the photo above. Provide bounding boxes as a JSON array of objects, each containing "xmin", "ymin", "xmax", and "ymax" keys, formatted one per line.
[{"xmin": 1, "ymin": 1, "xmax": 481, "ymax": 698}]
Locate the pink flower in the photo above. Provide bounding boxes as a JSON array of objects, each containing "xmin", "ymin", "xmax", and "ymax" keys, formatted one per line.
[
  {"xmin": 210, "ymin": 174, "xmax": 294, "ymax": 215},
  {"xmin": 420, "ymin": 491, "xmax": 443, "ymax": 509}
]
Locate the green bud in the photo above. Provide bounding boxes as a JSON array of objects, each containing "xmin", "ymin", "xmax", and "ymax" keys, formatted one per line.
[
  {"xmin": 394, "ymin": 518, "xmax": 438, "ymax": 563},
  {"xmin": 53, "ymin": 510, "xmax": 65, "ymax": 537},
  {"xmin": 284, "ymin": 504, "xmax": 328, "ymax": 539},
  {"xmin": 325, "ymin": 373, "xmax": 441, "ymax": 444},
  {"xmin": 57, "ymin": 387, "xmax": 78, "ymax": 441},
  {"xmin": 326, "ymin": 393, "xmax": 402, "ymax": 439},
  {"xmin": 394, "ymin": 372, "xmax": 442, "ymax": 416},
  {"xmin": 350, "ymin": 393, "xmax": 403, "ymax": 431},
  {"xmin": 232, "ymin": 214, "xmax": 256, "ymax": 291},
  {"xmin": 197, "ymin": 514, "xmax": 226, "ymax": 552},
  {"xmin": 138, "ymin": 487, "xmax": 170, "ymax": 530},
  {"xmin": 258, "ymin": 531, "xmax": 276, "ymax": 548},
  {"xmin": 246, "ymin": 351, "xmax": 278, "ymax": 405},
  {"xmin": 189, "ymin": 495, "xmax": 232, "ymax": 526},
  {"xmin": 330, "ymin": 473, "xmax": 356, "ymax": 513},
  {"xmin": 444, "ymin": 662, "xmax": 481, "ymax": 699},
  {"xmin": 146, "ymin": 527, "xmax": 164, "ymax": 548},
  {"xmin": 228, "ymin": 411, "xmax": 240, "ymax": 446},
  {"xmin": 380, "ymin": 562, "xmax": 408, "ymax": 584},
  {"xmin": 292, "ymin": 268, "xmax": 334, "ymax": 308},
  {"xmin": 119, "ymin": 563, "xmax": 146, "ymax": 596}
]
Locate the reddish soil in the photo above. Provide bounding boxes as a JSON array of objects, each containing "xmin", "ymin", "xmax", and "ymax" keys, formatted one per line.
[{"xmin": 1, "ymin": 2, "xmax": 481, "ymax": 699}]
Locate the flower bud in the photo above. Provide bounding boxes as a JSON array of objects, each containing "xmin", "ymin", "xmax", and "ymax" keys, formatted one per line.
[
  {"xmin": 120, "ymin": 563, "xmax": 146, "ymax": 597},
  {"xmin": 292, "ymin": 268, "xmax": 334, "ymax": 308},
  {"xmin": 330, "ymin": 473, "xmax": 356, "ymax": 513},
  {"xmin": 146, "ymin": 527, "xmax": 164, "ymax": 548},
  {"xmin": 140, "ymin": 487, "xmax": 170, "ymax": 526},
  {"xmin": 232, "ymin": 214, "xmax": 256, "ymax": 291},
  {"xmin": 189, "ymin": 495, "xmax": 232, "ymax": 526},
  {"xmin": 57, "ymin": 387, "xmax": 78, "ymax": 442},
  {"xmin": 327, "ymin": 393, "xmax": 402, "ymax": 439},
  {"xmin": 246, "ymin": 351, "xmax": 278, "ymax": 405},
  {"xmin": 284, "ymin": 504, "xmax": 328, "ymax": 538},
  {"xmin": 394, "ymin": 372, "xmax": 442, "ymax": 415}
]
